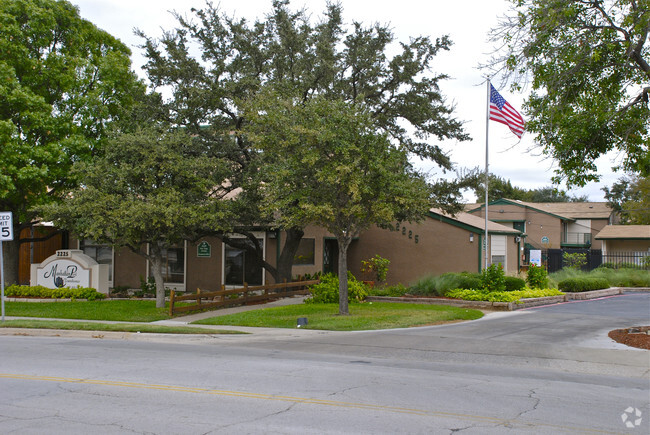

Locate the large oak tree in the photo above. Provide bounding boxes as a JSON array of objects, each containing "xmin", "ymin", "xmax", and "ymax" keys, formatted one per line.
[
  {"xmin": 0, "ymin": 0, "xmax": 142, "ymax": 285},
  {"xmin": 137, "ymin": 0, "xmax": 469, "ymax": 282},
  {"xmin": 244, "ymin": 95, "xmax": 433, "ymax": 314},
  {"xmin": 42, "ymin": 124, "xmax": 234, "ymax": 307}
]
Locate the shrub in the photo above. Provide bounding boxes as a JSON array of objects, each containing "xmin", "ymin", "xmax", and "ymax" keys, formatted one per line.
[
  {"xmin": 563, "ymin": 252, "xmax": 587, "ymax": 270},
  {"xmin": 410, "ymin": 272, "xmax": 480, "ymax": 296},
  {"xmin": 558, "ymin": 277, "xmax": 610, "ymax": 292},
  {"xmin": 5, "ymin": 285, "xmax": 106, "ymax": 301},
  {"xmin": 368, "ymin": 283, "xmax": 409, "ymax": 297},
  {"xmin": 446, "ymin": 288, "xmax": 563, "ymax": 302},
  {"xmin": 504, "ymin": 276, "xmax": 526, "ymax": 291},
  {"xmin": 598, "ymin": 262, "xmax": 644, "ymax": 270},
  {"xmin": 526, "ymin": 264, "xmax": 549, "ymax": 289},
  {"xmin": 480, "ymin": 264, "xmax": 506, "ymax": 292},
  {"xmin": 361, "ymin": 255, "xmax": 390, "ymax": 283},
  {"xmin": 305, "ymin": 272, "xmax": 368, "ymax": 304}
]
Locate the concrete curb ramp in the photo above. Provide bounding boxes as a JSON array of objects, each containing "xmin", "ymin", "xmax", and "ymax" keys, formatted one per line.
[{"xmin": 367, "ymin": 287, "xmax": 639, "ymax": 311}]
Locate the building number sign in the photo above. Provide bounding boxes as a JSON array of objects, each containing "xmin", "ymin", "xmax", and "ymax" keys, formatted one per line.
[{"xmin": 392, "ymin": 223, "xmax": 419, "ymax": 244}]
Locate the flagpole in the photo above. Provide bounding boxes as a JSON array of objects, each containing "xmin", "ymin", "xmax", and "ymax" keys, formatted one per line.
[{"xmin": 484, "ymin": 79, "xmax": 490, "ymax": 271}]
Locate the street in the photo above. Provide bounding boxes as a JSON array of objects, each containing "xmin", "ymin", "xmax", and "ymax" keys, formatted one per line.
[{"xmin": 0, "ymin": 292, "xmax": 648, "ymax": 434}]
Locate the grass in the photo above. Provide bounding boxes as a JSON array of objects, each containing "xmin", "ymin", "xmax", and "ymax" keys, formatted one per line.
[
  {"xmin": 0, "ymin": 319, "xmax": 244, "ymax": 335},
  {"xmin": 549, "ymin": 268, "xmax": 650, "ymax": 288},
  {"xmin": 4, "ymin": 300, "xmax": 170, "ymax": 322},
  {"xmin": 193, "ymin": 302, "xmax": 483, "ymax": 331}
]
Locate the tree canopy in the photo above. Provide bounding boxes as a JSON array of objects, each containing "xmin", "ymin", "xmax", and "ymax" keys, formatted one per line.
[
  {"xmin": 42, "ymin": 124, "xmax": 234, "ymax": 307},
  {"xmin": 486, "ymin": 0, "xmax": 649, "ymax": 186},
  {"xmin": 465, "ymin": 171, "xmax": 588, "ymax": 202},
  {"xmin": 603, "ymin": 175, "xmax": 650, "ymax": 224},
  {"xmin": 0, "ymin": 0, "xmax": 142, "ymax": 285},
  {"xmin": 137, "ymin": 0, "xmax": 469, "ymax": 282},
  {"xmin": 244, "ymin": 95, "xmax": 432, "ymax": 314}
]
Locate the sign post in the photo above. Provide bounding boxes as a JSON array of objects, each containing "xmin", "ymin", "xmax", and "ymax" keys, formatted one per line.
[{"xmin": 0, "ymin": 211, "xmax": 14, "ymax": 322}]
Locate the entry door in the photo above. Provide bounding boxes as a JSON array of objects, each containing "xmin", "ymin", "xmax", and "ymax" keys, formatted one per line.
[{"xmin": 323, "ymin": 239, "xmax": 338, "ymax": 275}]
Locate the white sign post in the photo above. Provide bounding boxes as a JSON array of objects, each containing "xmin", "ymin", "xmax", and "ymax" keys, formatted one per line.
[{"xmin": 0, "ymin": 212, "xmax": 14, "ymax": 322}]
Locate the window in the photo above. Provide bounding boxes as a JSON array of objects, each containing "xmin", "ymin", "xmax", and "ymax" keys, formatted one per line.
[
  {"xmin": 491, "ymin": 235, "xmax": 507, "ymax": 267},
  {"xmin": 79, "ymin": 239, "xmax": 113, "ymax": 282},
  {"xmin": 513, "ymin": 221, "xmax": 525, "ymax": 233},
  {"xmin": 293, "ymin": 238, "xmax": 315, "ymax": 265},
  {"xmin": 224, "ymin": 238, "xmax": 264, "ymax": 286},
  {"xmin": 148, "ymin": 244, "xmax": 186, "ymax": 286}
]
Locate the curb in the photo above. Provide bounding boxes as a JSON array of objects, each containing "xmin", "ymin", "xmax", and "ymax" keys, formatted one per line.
[{"xmin": 367, "ymin": 288, "xmax": 628, "ymax": 311}]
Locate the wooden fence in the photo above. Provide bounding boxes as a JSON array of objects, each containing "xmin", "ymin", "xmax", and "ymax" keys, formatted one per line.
[{"xmin": 168, "ymin": 279, "xmax": 319, "ymax": 316}]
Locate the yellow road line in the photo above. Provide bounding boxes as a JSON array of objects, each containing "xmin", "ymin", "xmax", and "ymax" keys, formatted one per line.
[{"xmin": 0, "ymin": 373, "xmax": 621, "ymax": 434}]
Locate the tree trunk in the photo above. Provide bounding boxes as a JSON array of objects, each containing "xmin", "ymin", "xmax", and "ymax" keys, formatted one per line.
[
  {"xmin": 148, "ymin": 243, "xmax": 167, "ymax": 309},
  {"xmin": 276, "ymin": 227, "xmax": 304, "ymax": 282},
  {"xmin": 336, "ymin": 234, "xmax": 352, "ymax": 316},
  {"xmin": 1, "ymin": 238, "xmax": 19, "ymax": 287}
]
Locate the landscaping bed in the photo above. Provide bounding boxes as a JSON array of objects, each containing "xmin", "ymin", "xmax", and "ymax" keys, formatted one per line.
[
  {"xmin": 367, "ymin": 288, "xmax": 626, "ymax": 311},
  {"xmin": 608, "ymin": 326, "xmax": 650, "ymax": 350}
]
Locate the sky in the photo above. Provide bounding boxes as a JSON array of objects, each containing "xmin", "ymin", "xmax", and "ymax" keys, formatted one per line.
[{"xmin": 71, "ymin": 0, "xmax": 622, "ymax": 202}]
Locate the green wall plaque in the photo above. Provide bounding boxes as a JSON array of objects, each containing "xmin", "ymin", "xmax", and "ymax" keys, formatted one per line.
[{"xmin": 197, "ymin": 241, "xmax": 211, "ymax": 258}]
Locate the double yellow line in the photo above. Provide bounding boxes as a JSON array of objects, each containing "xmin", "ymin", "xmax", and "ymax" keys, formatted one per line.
[{"xmin": 0, "ymin": 373, "xmax": 619, "ymax": 434}]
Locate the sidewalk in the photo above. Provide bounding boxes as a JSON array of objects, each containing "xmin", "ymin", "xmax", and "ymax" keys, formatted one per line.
[{"xmin": 151, "ymin": 295, "xmax": 309, "ymax": 325}]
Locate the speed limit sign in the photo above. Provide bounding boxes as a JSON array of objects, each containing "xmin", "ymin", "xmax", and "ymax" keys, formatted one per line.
[{"xmin": 0, "ymin": 212, "xmax": 13, "ymax": 241}]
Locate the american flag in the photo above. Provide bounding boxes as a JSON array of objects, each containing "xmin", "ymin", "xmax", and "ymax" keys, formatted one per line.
[{"xmin": 489, "ymin": 84, "xmax": 525, "ymax": 138}]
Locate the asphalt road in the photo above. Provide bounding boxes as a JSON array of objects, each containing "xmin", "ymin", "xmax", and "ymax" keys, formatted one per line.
[{"xmin": 0, "ymin": 292, "xmax": 648, "ymax": 434}]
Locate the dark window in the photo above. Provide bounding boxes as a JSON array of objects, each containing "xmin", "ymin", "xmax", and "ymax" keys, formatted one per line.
[
  {"xmin": 225, "ymin": 239, "xmax": 263, "ymax": 286},
  {"xmin": 294, "ymin": 238, "xmax": 315, "ymax": 265}
]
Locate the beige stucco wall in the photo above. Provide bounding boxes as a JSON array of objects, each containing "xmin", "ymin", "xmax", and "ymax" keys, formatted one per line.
[
  {"xmin": 602, "ymin": 239, "xmax": 650, "ymax": 253},
  {"xmin": 471, "ymin": 205, "xmax": 561, "ymax": 249},
  {"xmin": 470, "ymin": 205, "xmax": 608, "ymax": 250},
  {"xmin": 589, "ymin": 220, "xmax": 608, "ymax": 250}
]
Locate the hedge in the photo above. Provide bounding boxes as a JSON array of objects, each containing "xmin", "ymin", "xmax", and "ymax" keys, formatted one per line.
[
  {"xmin": 5, "ymin": 285, "xmax": 106, "ymax": 301},
  {"xmin": 504, "ymin": 276, "xmax": 526, "ymax": 292},
  {"xmin": 557, "ymin": 278, "xmax": 610, "ymax": 293}
]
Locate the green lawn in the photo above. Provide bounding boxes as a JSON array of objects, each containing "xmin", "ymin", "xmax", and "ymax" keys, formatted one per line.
[
  {"xmin": 4, "ymin": 300, "xmax": 170, "ymax": 322},
  {"xmin": 193, "ymin": 302, "xmax": 483, "ymax": 331},
  {"xmin": 0, "ymin": 319, "xmax": 244, "ymax": 335}
]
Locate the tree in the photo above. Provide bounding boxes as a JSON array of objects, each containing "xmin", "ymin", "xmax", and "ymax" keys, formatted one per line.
[
  {"xmin": 486, "ymin": 0, "xmax": 649, "ymax": 186},
  {"xmin": 622, "ymin": 176, "xmax": 650, "ymax": 224},
  {"xmin": 245, "ymin": 96, "xmax": 432, "ymax": 314},
  {"xmin": 605, "ymin": 175, "xmax": 650, "ymax": 224},
  {"xmin": 137, "ymin": 0, "xmax": 469, "ymax": 283},
  {"xmin": 42, "ymin": 125, "xmax": 233, "ymax": 307},
  {"xmin": 0, "ymin": 0, "xmax": 142, "ymax": 285},
  {"xmin": 465, "ymin": 171, "xmax": 588, "ymax": 202}
]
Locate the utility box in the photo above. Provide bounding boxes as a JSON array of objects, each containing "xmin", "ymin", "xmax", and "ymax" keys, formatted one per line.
[{"xmin": 31, "ymin": 250, "xmax": 110, "ymax": 294}]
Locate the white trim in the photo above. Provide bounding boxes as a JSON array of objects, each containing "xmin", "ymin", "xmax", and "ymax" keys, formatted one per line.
[{"xmin": 490, "ymin": 235, "xmax": 507, "ymax": 269}]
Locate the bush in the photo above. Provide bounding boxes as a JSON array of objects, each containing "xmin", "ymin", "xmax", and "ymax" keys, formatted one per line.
[
  {"xmin": 598, "ymin": 262, "xmax": 644, "ymax": 270},
  {"xmin": 526, "ymin": 264, "xmax": 549, "ymax": 289},
  {"xmin": 445, "ymin": 288, "xmax": 563, "ymax": 302},
  {"xmin": 480, "ymin": 264, "xmax": 506, "ymax": 292},
  {"xmin": 410, "ymin": 272, "xmax": 481, "ymax": 296},
  {"xmin": 504, "ymin": 276, "xmax": 526, "ymax": 291},
  {"xmin": 360, "ymin": 255, "xmax": 390, "ymax": 283},
  {"xmin": 549, "ymin": 268, "xmax": 650, "ymax": 288},
  {"xmin": 368, "ymin": 283, "xmax": 409, "ymax": 297},
  {"xmin": 563, "ymin": 252, "xmax": 587, "ymax": 270},
  {"xmin": 5, "ymin": 285, "xmax": 106, "ymax": 301},
  {"xmin": 305, "ymin": 272, "xmax": 369, "ymax": 304},
  {"xmin": 558, "ymin": 278, "xmax": 610, "ymax": 292}
]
